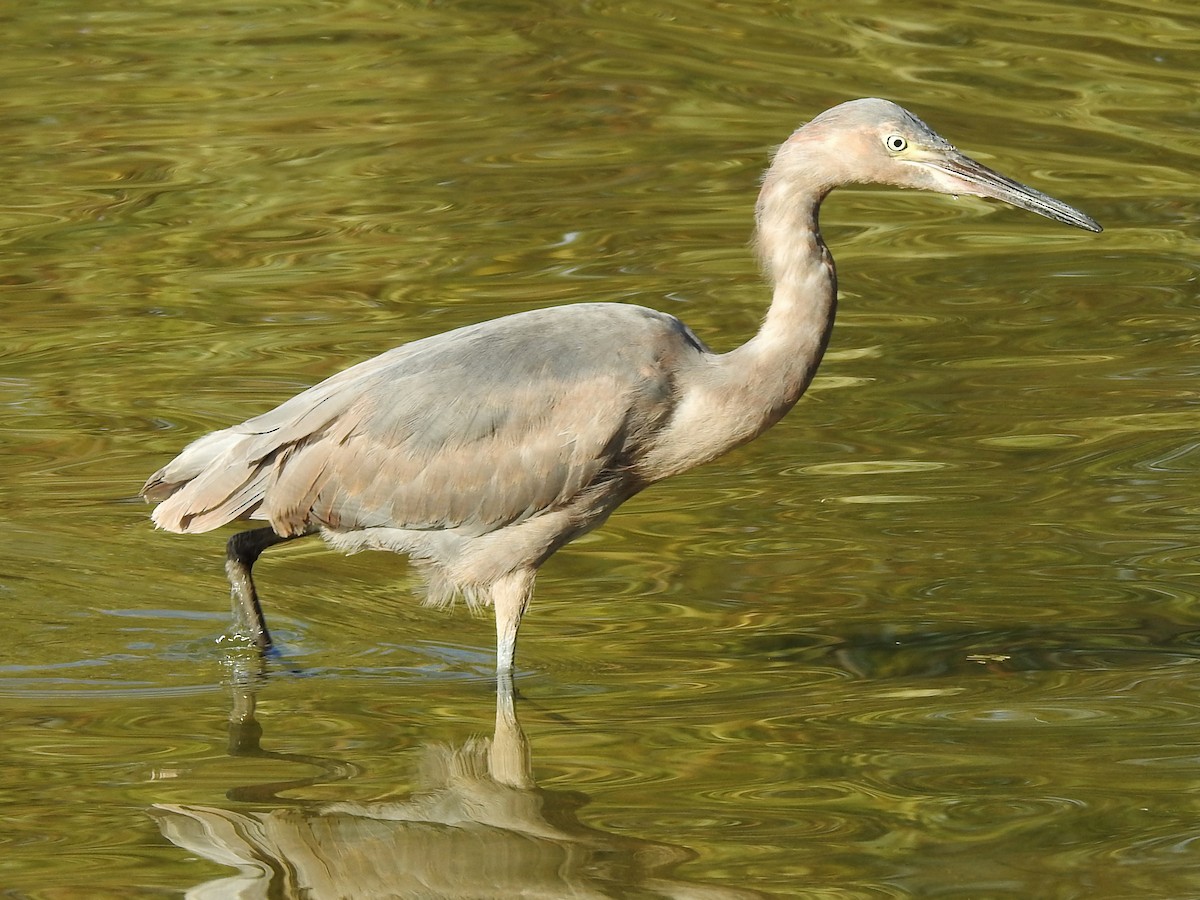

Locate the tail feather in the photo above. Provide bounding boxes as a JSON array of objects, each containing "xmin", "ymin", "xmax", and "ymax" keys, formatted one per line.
[
  {"xmin": 142, "ymin": 428, "xmax": 272, "ymax": 534},
  {"xmin": 148, "ymin": 466, "xmax": 270, "ymax": 534}
]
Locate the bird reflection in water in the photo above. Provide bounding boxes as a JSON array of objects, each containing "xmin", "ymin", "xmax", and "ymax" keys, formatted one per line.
[{"xmin": 152, "ymin": 678, "xmax": 769, "ymax": 899}]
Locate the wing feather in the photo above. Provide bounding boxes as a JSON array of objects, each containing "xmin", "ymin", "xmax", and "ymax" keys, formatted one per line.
[{"xmin": 143, "ymin": 304, "xmax": 702, "ymax": 536}]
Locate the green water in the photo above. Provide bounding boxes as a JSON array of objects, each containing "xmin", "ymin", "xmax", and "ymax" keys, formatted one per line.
[{"xmin": 2, "ymin": 0, "xmax": 1198, "ymax": 896}]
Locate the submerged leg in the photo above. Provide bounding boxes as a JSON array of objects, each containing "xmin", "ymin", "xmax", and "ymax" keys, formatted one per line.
[
  {"xmin": 491, "ymin": 568, "xmax": 535, "ymax": 676},
  {"xmin": 225, "ymin": 527, "xmax": 310, "ymax": 650}
]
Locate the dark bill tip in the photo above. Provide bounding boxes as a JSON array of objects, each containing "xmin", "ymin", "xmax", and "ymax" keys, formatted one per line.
[{"xmin": 928, "ymin": 153, "xmax": 1103, "ymax": 234}]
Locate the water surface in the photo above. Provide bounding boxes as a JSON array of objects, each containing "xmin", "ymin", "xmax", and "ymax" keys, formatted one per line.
[{"xmin": 2, "ymin": 0, "xmax": 1198, "ymax": 896}]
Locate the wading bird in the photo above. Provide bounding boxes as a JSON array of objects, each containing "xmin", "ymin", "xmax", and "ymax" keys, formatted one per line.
[{"xmin": 143, "ymin": 98, "xmax": 1101, "ymax": 674}]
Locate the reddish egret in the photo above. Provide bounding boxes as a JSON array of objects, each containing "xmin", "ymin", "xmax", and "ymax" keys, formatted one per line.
[{"xmin": 143, "ymin": 98, "xmax": 1101, "ymax": 674}]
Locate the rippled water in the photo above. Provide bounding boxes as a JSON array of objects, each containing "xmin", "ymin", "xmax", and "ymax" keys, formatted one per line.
[{"xmin": 3, "ymin": 0, "xmax": 1198, "ymax": 896}]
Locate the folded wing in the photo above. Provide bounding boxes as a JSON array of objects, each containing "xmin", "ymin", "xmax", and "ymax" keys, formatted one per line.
[{"xmin": 143, "ymin": 305, "xmax": 700, "ymax": 538}]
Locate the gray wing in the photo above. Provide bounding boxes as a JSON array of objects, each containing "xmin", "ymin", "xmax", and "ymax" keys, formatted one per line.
[{"xmin": 143, "ymin": 304, "xmax": 709, "ymax": 536}]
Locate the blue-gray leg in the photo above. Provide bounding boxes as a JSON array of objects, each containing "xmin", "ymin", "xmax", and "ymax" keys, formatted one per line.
[{"xmin": 492, "ymin": 569, "xmax": 534, "ymax": 676}]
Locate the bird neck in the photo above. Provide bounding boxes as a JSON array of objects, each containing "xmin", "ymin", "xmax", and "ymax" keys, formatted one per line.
[
  {"xmin": 706, "ymin": 165, "xmax": 838, "ymax": 444},
  {"xmin": 633, "ymin": 139, "xmax": 840, "ymax": 483}
]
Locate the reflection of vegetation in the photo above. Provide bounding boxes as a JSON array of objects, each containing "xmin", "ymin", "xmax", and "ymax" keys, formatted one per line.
[
  {"xmin": 749, "ymin": 614, "xmax": 1200, "ymax": 680},
  {"xmin": 153, "ymin": 679, "xmax": 769, "ymax": 899}
]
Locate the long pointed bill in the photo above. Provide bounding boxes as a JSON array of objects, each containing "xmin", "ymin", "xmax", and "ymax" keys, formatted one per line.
[{"xmin": 919, "ymin": 151, "xmax": 1103, "ymax": 233}]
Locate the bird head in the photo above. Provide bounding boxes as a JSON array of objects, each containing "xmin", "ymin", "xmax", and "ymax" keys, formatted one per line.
[{"xmin": 780, "ymin": 98, "xmax": 1102, "ymax": 233}]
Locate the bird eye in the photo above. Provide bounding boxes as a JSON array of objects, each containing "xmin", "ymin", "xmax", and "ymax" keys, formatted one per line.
[{"xmin": 884, "ymin": 134, "xmax": 908, "ymax": 152}]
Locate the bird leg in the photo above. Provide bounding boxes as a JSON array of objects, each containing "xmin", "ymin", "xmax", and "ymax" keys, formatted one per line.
[
  {"xmin": 491, "ymin": 569, "xmax": 535, "ymax": 676},
  {"xmin": 225, "ymin": 527, "xmax": 309, "ymax": 650}
]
